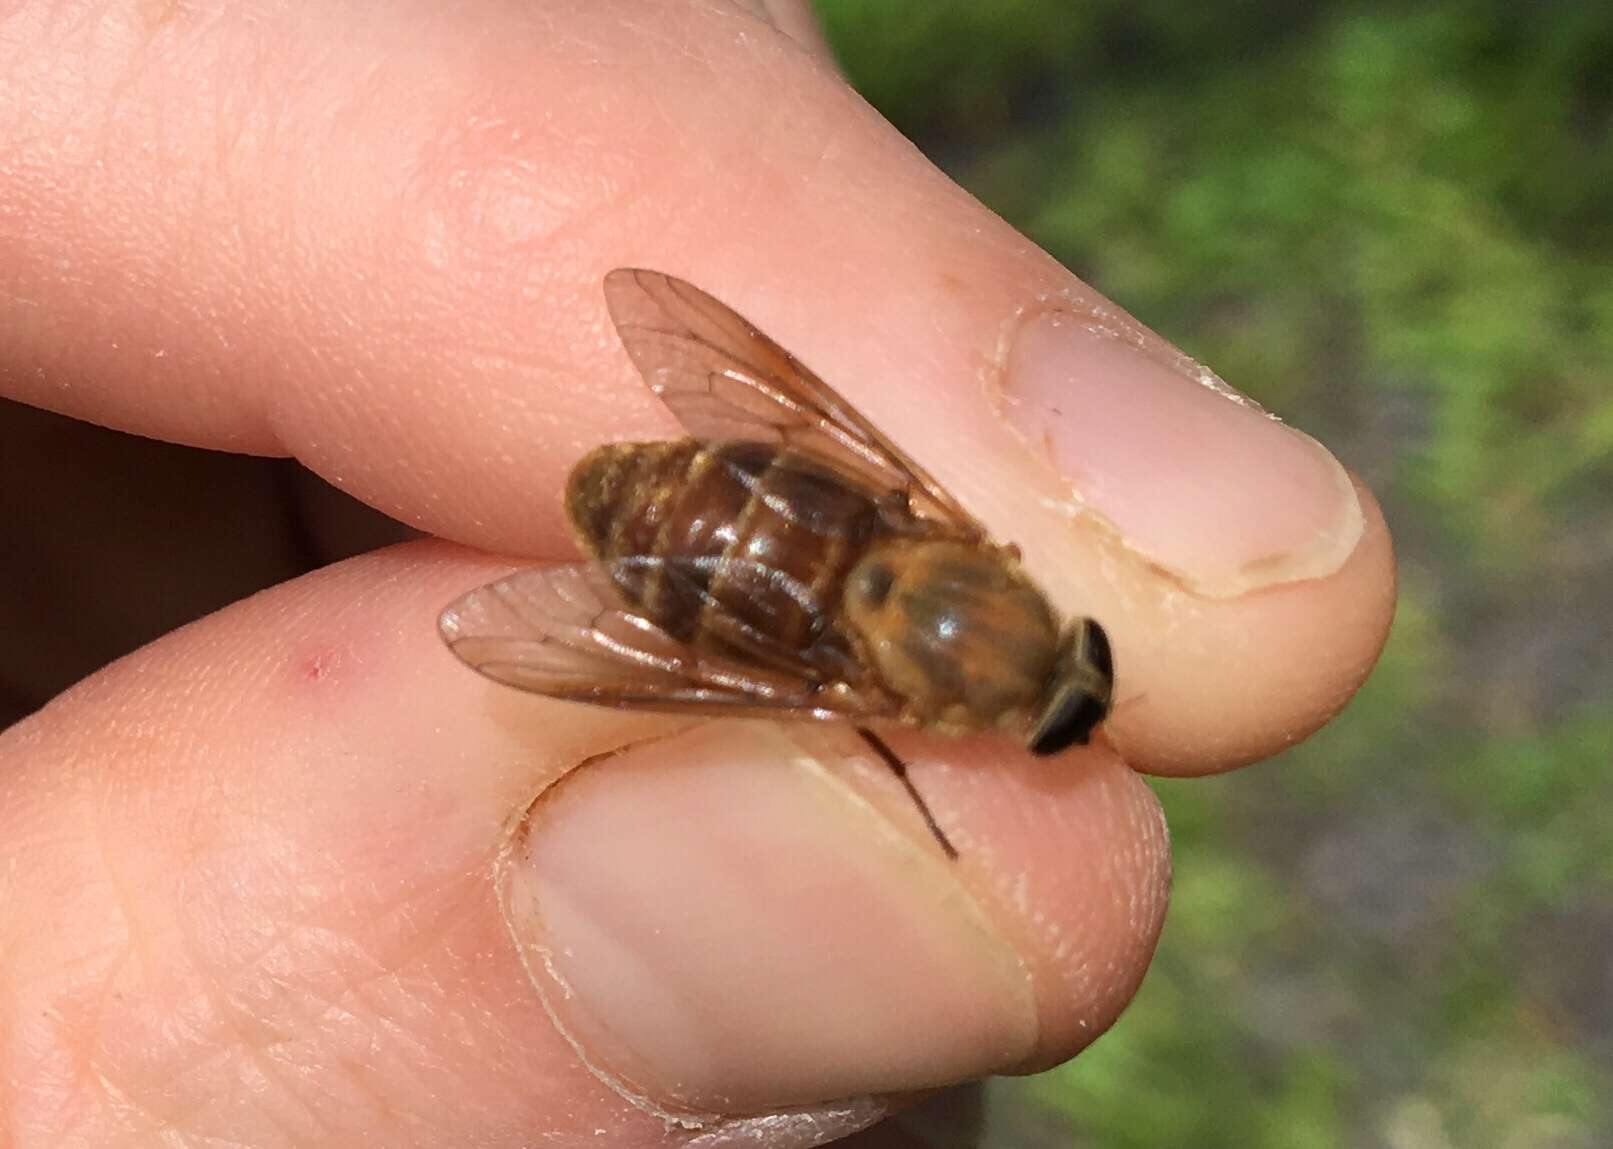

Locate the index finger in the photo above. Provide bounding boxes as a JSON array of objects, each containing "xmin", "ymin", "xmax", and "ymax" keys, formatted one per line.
[{"xmin": 0, "ymin": 0, "xmax": 1393, "ymax": 774}]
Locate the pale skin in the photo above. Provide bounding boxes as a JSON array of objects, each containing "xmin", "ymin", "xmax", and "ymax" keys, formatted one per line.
[{"xmin": 0, "ymin": 2, "xmax": 1396, "ymax": 1147}]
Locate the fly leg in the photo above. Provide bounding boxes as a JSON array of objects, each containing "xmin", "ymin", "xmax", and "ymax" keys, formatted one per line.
[{"xmin": 856, "ymin": 728, "xmax": 958, "ymax": 860}]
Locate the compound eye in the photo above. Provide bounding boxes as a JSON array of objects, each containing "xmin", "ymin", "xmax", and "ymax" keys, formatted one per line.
[
  {"xmin": 1028, "ymin": 687, "xmax": 1108, "ymax": 755},
  {"xmin": 1027, "ymin": 620, "xmax": 1114, "ymax": 756},
  {"xmin": 1080, "ymin": 616, "xmax": 1113, "ymax": 683}
]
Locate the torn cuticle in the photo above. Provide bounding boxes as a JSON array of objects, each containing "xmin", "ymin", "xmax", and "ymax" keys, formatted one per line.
[
  {"xmin": 989, "ymin": 304, "xmax": 1365, "ymax": 599},
  {"xmin": 679, "ymin": 1097, "xmax": 890, "ymax": 1148}
]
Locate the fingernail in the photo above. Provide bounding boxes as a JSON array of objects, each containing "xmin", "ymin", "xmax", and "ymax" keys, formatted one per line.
[
  {"xmin": 1000, "ymin": 310, "xmax": 1363, "ymax": 597},
  {"xmin": 502, "ymin": 724, "xmax": 1036, "ymax": 1117}
]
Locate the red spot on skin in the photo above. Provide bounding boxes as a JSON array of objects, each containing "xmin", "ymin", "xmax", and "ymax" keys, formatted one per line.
[
  {"xmin": 288, "ymin": 641, "xmax": 377, "ymax": 700},
  {"xmin": 298, "ymin": 650, "xmax": 341, "ymax": 684}
]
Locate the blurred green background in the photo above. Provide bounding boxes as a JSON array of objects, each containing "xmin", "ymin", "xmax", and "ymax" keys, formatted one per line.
[{"xmin": 814, "ymin": 2, "xmax": 1613, "ymax": 1146}]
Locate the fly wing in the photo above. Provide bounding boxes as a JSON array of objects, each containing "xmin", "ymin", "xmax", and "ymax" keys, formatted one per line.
[
  {"xmin": 438, "ymin": 560, "xmax": 899, "ymax": 721},
  {"xmin": 603, "ymin": 268, "xmax": 986, "ymax": 537}
]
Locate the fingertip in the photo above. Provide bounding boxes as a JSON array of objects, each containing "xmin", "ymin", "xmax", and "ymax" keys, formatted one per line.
[
  {"xmin": 1102, "ymin": 471, "xmax": 1396, "ymax": 776},
  {"xmin": 503, "ymin": 723, "xmax": 1040, "ymax": 1115},
  {"xmin": 906, "ymin": 737, "xmax": 1172, "ymax": 1069},
  {"xmin": 488, "ymin": 719, "xmax": 1172, "ymax": 1117}
]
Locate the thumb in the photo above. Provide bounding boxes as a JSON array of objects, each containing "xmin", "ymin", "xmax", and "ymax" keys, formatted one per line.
[{"xmin": 0, "ymin": 546, "xmax": 1166, "ymax": 1141}]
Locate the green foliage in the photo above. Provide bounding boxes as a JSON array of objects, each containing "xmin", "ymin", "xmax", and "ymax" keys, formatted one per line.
[{"xmin": 817, "ymin": 1, "xmax": 1613, "ymax": 1145}]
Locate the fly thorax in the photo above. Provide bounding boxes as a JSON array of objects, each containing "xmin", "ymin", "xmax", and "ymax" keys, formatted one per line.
[{"xmin": 842, "ymin": 540, "xmax": 1061, "ymax": 729}]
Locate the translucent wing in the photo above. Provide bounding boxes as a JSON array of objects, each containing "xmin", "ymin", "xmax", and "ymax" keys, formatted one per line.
[
  {"xmin": 438, "ymin": 560, "xmax": 899, "ymax": 721},
  {"xmin": 603, "ymin": 267, "xmax": 986, "ymax": 536}
]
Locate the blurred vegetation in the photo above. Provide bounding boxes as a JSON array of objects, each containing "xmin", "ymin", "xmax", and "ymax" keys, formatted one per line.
[{"xmin": 816, "ymin": 2, "xmax": 1613, "ymax": 1146}]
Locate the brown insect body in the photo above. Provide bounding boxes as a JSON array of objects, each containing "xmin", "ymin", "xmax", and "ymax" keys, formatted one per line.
[
  {"xmin": 440, "ymin": 269, "xmax": 1113, "ymax": 769},
  {"xmin": 566, "ymin": 440, "xmax": 878, "ymax": 665},
  {"xmin": 565, "ymin": 436, "xmax": 1092, "ymax": 746},
  {"xmin": 842, "ymin": 538, "xmax": 1072, "ymax": 738}
]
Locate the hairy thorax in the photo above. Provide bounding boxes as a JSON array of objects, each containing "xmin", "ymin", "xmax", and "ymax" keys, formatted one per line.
[{"xmin": 840, "ymin": 540, "xmax": 1061, "ymax": 733}]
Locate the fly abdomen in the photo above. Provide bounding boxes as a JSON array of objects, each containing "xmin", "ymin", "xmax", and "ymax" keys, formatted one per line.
[
  {"xmin": 565, "ymin": 440, "xmax": 710, "ymax": 627},
  {"xmin": 703, "ymin": 444, "xmax": 880, "ymax": 655},
  {"xmin": 565, "ymin": 440, "xmax": 880, "ymax": 660},
  {"xmin": 564, "ymin": 440, "xmax": 706, "ymax": 558}
]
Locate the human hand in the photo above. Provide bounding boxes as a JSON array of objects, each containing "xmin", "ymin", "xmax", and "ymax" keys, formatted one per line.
[{"xmin": 0, "ymin": 2, "xmax": 1395, "ymax": 1146}]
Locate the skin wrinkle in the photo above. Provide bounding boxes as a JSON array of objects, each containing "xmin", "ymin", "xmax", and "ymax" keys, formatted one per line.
[
  {"xmin": 323, "ymin": 1045, "xmax": 437, "ymax": 1146},
  {"xmin": 236, "ymin": 1050, "xmax": 329, "ymax": 1149},
  {"xmin": 88, "ymin": 1068, "xmax": 164, "ymax": 1141},
  {"xmin": 99, "ymin": 4, "xmax": 185, "ymax": 146},
  {"xmin": 178, "ymin": 917, "xmax": 306, "ymax": 1143},
  {"xmin": 288, "ymin": 998, "xmax": 409, "ymax": 1140},
  {"xmin": 327, "ymin": 971, "xmax": 461, "ymax": 1113},
  {"xmin": 201, "ymin": 55, "xmax": 275, "ymax": 371},
  {"xmin": 43, "ymin": 981, "xmax": 165, "ymax": 1140},
  {"xmin": 108, "ymin": 10, "xmax": 233, "ymax": 321},
  {"xmin": 65, "ymin": 793, "xmax": 153, "ymax": 1132},
  {"xmin": 119, "ymin": 828, "xmax": 314, "ymax": 1136},
  {"xmin": 172, "ymin": 923, "xmax": 382, "ymax": 1140},
  {"xmin": 10, "ymin": 1007, "xmax": 72, "ymax": 1137},
  {"xmin": 212, "ymin": 25, "xmax": 377, "ymax": 444},
  {"xmin": 137, "ymin": 780, "xmax": 526, "ymax": 1139},
  {"xmin": 338, "ymin": 873, "xmax": 489, "ymax": 979},
  {"xmin": 197, "ymin": 865, "xmax": 413, "ymax": 1003}
]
